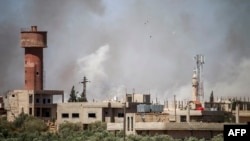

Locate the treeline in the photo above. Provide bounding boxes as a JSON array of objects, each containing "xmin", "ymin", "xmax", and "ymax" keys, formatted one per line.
[{"xmin": 0, "ymin": 113, "xmax": 223, "ymax": 141}]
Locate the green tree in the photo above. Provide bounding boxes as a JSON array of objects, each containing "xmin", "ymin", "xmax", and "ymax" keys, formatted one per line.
[{"xmin": 68, "ymin": 85, "xmax": 78, "ymax": 102}]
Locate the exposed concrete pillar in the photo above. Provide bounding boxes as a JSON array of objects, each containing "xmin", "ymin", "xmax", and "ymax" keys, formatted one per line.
[
  {"xmin": 186, "ymin": 103, "xmax": 190, "ymax": 122},
  {"xmin": 236, "ymin": 103, "xmax": 239, "ymax": 123}
]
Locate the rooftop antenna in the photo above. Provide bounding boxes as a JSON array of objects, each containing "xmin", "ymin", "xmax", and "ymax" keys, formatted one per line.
[{"xmin": 80, "ymin": 76, "xmax": 90, "ymax": 102}]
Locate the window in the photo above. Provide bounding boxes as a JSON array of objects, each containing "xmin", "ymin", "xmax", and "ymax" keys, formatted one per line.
[
  {"xmin": 127, "ymin": 117, "xmax": 130, "ymax": 131},
  {"xmin": 42, "ymin": 108, "xmax": 51, "ymax": 117},
  {"xmin": 118, "ymin": 113, "xmax": 124, "ymax": 117},
  {"xmin": 131, "ymin": 117, "xmax": 133, "ymax": 131},
  {"xmin": 12, "ymin": 94, "xmax": 15, "ymax": 97},
  {"xmin": 72, "ymin": 113, "xmax": 79, "ymax": 118},
  {"xmin": 43, "ymin": 98, "xmax": 46, "ymax": 104},
  {"xmin": 36, "ymin": 98, "xmax": 39, "ymax": 103},
  {"xmin": 62, "ymin": 113, "xmax": 69, "ymax": 118},
  {"xmin": 29, "ymin": 108, "xmax": 32, "ymax": 115},
  {"xmin": 29, "ymin": 95, "xmax": 33, "ymax": 103},
  {"xmin": 88, "ymin": 113, "xmax": 96, "ymax": 118},
  {"xmin": 47, "ymin": 99, "xmax": 51, "ymax": 104},
  {"xmin": 36, "ymin": 72, "xmax": 39, "ymax": 76},
  {"xmin": 36, "ymin": 108, "xmax": 40, "ymax": 116}
]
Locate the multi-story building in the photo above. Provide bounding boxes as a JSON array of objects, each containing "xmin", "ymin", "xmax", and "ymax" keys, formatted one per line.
[{"xmin": 4, "ymin": 90, "xmax": 63, "ymax": 121}]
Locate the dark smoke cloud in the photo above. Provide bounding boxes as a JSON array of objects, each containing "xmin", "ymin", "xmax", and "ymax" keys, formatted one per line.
[{"xmin": 0, "ymin": 0, "xmax": 250, "ymax": 103}]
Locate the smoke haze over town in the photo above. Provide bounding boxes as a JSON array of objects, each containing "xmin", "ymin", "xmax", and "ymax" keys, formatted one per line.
[{"xmin": 0, "ymin": 0, "xmax": 250, "ymax": 103}]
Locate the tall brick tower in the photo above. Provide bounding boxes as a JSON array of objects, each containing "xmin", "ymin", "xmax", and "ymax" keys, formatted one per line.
[{"xmin": 21, "ymin": 26, "xmax": 47, "ymax": 90}]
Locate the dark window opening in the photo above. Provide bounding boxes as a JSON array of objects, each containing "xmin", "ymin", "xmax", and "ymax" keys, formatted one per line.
[
  {"xmin": 43, "ymin": 98, "xmax": 46, "ymax": 104},
  {"xmin": 47, "ymin": 99, "xmax": 51, "ymax": 104},
  {"xmin": 29, "ymin": 95, "xmax": 33, "ymax": 103},
  {"xmin": 62, "ymin": 113, "xmax": 69, "ymax": 118},
  {"xmin": 12, "ymin": 94, "xmax": 15, "ymax": 97},
  {"xmin": 29, "ymin": 108, "xmax": 32, "ymax": 115},
  {"xmin": 131, "ymin": 117, "xmax": 133, "ymax": 131},
  {"xmin": 181, "ymin": 116, "xmax": 186, "ymax": 122},
  {"xmin": 118, "ymin": 113, "xmax": 124, "ymax": 117},
  {"xmin": 45, "ymin": 112, "xmax": 50, "ymax": 117},
  {"xmin": 36, "ymin": 72, "xmax": 39, "ymax": 76},
  {"xmin": 83, "ymin": 124, "xmax": 88, "ymax": 130},
  {"xmin": 127, "ymin": 117, "xmax": 130, "ymax": 131},
  {"xmin": 88, "ymin": 113, "xmax": 96, "ymax": 118},
  {"xmin": 105, "ymin": 111, "xmax": 108, "ymax": 115},
  {"xmin": 127, "ymin": 97, "xmax": 132, "ymax": 102},
  {"xmin": 36, "ymin": 98, "xmax": 39, "ymax": 103},
  {"xmin": 36, "ymin": 108, "xmax": 40, "ymax": 117},
  {"xmin": 42, "ymin": 108, "xmax": 51, "ymax": 117},
  {"xmin": 72, "ymin": 113, "xmax": 79, "ymax": 118}
]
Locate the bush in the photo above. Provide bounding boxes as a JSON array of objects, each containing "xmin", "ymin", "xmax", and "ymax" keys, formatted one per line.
[
  {"xmin": 21, "ymin": 117, "xmax": 48, "ymax": 132},
  {"xmin": 12, "ymin": 112, "xmax": 48, "ymax": 133},
  {"xmin": 58, "ymin": 121, "xmax": 82, "ymax": 139},
  {"xmin": 211, "ymin": 134, "xmax": 223, "ymax": 141},
  {"xmin": 88, "ymin": 121, "xmax": 107, "ymax": 132}
]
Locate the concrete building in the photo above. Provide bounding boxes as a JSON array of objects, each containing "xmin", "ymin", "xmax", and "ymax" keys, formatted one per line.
[
  {"xmin": 4, "ymin": 90, "xmax": 63, "ymax": 121},
  {"xmin": 107, "ymin": 95, "xmax": 250, "ymax": 139},
  {"xmin": 56, "ymin": 94, "xmax": 151, "ymax": 129},
  {"xmin": 56, "ymin": 102, "xmax": 127, "ymax": 129},
  {"xmin": 107, "ymin": 108, "xmax": 231, "ymax": 139},
  {"xmin": 205, "ymin": 96, "xmax": 250, "ymax": 123},
  {"xmin": 126, "ymin": 93, "xmax": 150, "ymax": 103}
]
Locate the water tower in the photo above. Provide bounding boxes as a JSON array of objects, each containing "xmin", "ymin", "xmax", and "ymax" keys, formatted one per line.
[{"xmin": 21, "ymin": 26, "xmax": 47, "ymax": 90}]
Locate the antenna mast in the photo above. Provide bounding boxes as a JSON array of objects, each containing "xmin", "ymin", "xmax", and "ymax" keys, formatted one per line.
[{"xmin": 194, "ymin": 54, "xmax": 205, "ymax": 103}]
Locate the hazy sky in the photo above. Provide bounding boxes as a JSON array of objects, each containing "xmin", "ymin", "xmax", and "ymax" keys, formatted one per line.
[{"xmin": 0, "ymin": 0, "xmax": 250, "ymax": 103}]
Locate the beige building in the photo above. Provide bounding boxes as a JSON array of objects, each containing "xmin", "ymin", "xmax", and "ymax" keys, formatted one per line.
[
  {"xmin": 4, "ymin": 89, "xmax": 63, "ymax": 121},
  {"xmin": 126, "ymin": 93, "xmax": 150, "ymax": 103},
  {"xmin": 107, "ymin": 112, "xmax": 228, "ymax": 139},
  {"xmin": 205, "ymin": 97, "xmax": 250, "ymax": 123},
  {"xmin": 56, "ymin": 99, "xmax": 147, "ymax": 129},
  {"xmin": 56, "ymin": 102, "xmax": 127, "ymax": 127}
]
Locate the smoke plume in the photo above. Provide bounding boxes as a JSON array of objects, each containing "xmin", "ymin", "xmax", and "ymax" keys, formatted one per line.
[{"xmin": 0, "ymin": 0, "xmax": 250, "ymax": 103}]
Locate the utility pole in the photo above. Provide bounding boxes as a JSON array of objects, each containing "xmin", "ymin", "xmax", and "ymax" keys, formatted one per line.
[
  {"xmin": 174, "ymin": 94, "xmax": 176, "ymax": 122},
  {"xmin": 80, "ymin": 76, "xmax": 90, "ymax": 102},
  {"xmin": 123, "ymin": 102, "xmax": 126, "ymax": 141}
]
